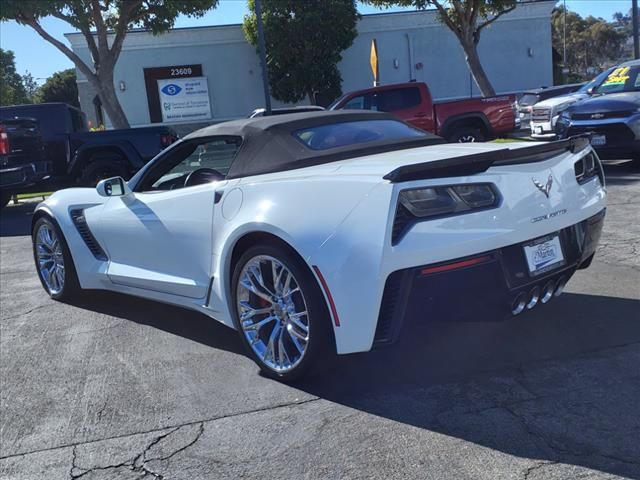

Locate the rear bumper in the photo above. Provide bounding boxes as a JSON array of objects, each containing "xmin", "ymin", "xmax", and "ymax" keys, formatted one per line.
[
  {"xmin": 0, "ymin": 159, "xmax": 51, "ymax": 190},
  {"xmin": 373, "ymin": 209, "xmax": 605, "ymax": 346}
]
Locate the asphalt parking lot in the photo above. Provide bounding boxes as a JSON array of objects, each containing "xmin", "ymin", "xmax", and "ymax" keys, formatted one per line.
[{"xmin": 1, "ymin": 161, "xmax": 639, "ymax": 480}]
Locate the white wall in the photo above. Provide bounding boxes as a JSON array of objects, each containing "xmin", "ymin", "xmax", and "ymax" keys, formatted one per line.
[{"xmin": 68, "ymin": 0, "xmax": 555, "ymax": 129}]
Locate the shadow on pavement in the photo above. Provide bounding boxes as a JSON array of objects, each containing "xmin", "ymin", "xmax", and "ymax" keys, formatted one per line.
[
  {"xmin": 68, "ymin": 287, "xmax": 640, "ymax": 478},
  {"xmin": 293, "ymin": 292, "xmax": 640, "ymax": 479},
  {"xmin": 0, "ymin": 202, "xmax": 36, "ymax": 237},
  {"xmin": 69, "ymin": 290, "xmax": 244, "ymax": 356}
]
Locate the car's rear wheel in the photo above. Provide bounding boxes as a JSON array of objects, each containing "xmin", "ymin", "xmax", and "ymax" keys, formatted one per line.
[
  {"xmin": 231, "ymin": 244, "xmax": 333, "ymax": 381},
  {"xmin": 32, "ymin": 216, "xmax": 80, "ymax": 301}
]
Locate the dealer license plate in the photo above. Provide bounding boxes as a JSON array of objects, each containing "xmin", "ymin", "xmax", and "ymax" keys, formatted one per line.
[
  {"xmin": 591, "ymin": 134, "xmax": 606, "ymax": 146},
  {"xmin": 523, "ymin": 235, "xmax": 565, "ymax": 275}
]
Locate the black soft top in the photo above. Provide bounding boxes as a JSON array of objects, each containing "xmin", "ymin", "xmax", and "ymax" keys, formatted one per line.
[{"xmin": 183, "ymin": 110, "xmax": 444, "ymax": 179}]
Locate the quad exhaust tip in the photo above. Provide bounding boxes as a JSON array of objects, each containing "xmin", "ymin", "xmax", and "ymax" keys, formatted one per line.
[
  {"xmin": 511, "ymin": 292, "xmax": 527, "ymax": 315},
  {"xmin": 526, "ymin": 286, "xmax": 540, "ymax": 310},
  {"xmin": 541, "ymin": 281, "xmax": 555, "ymax": 304},
  {"xmin": 512, "ymin": 276, "xmax": 567, "ymax": 316},
  {"xmin": 554, "ymin": 276, "xmax": 568, "ymax": 297}
]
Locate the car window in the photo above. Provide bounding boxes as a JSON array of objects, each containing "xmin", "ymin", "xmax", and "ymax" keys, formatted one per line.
[
  {"xmin": 69, "ymin": 108, "xmax": 87, "ymax": 132},
  {"xmin": 293, "ymin": 119, "xmax": 426, "ymax": 151},
  {"xmin": 138, "ymin": 137, "xmax": 241, "ymax": 192},
  {"xmin": 595, "ymin": 65, "xmax": 640, "ymax": 94},
  {"xmin": 578, "ymin": 68, "xmax": 614, "ymax": 93},
  {"xmin": 518, "ymin": 94, "xmax": 540, "ymax": 107},
  {"xmin": 343, "ymin": 95, "xmax": 367, "ymax": 110},
  {"xmin": 373, "ymin": 87, "xmax": 421, "ymax": 112}
]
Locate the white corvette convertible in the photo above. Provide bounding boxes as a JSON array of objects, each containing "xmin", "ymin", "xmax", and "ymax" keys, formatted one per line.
[{"xmin": 32, "ymin": 111, "xmax": 606, "ymax": 380}]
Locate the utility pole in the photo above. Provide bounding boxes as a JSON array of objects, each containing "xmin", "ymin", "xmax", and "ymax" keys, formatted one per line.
[
  {"xmin": 633, "ymin": 0, "xmax": 639, "ymax": 59},
  {"xmin": 255, "ymin": 0, "xmax": 272, "ymax": 115}
]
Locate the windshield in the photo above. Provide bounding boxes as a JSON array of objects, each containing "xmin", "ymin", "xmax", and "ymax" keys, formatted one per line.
[
  {"xmin": 594, "ymin": 65, "xmax": 640, "ymax": 94},
  {"xmin": 518, "ymin": 94, "xmax": 540, "ymax": 107},
  {"xmin": 578, "ymin": 68, "xmax": 615, "ymax": 94}
]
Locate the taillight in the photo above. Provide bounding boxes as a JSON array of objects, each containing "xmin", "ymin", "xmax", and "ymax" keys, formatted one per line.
[
  {"xmin": 160, "ymin": 134, "xmax": 176, "ymax": 147},
  {"xmin": 574, "ymin": 151, "xmax": 604, "ymax": 186},
  {"xmin": 392, "ymin": 183, "xmax": 501, "ymax": 245},
  {"xmin": 0, "ymin": 127, "xmax": 9, "ymax": 155}
]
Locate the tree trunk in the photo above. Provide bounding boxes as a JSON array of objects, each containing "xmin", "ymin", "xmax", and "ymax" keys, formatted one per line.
[
  {"xmin": 307, "ymin": 90, "xmax": 317, "ymax": 105},
  {"xmin": 90, "ymin": 72, "xmax": 130, "ymax": 129},
  {"xmin": 460, "ymin": 40, "xmax": 496, "ymax": 97}
]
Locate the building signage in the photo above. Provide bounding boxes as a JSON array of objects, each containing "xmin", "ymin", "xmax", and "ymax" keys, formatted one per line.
[{"xmin": 157, "ymin": 76, "xmax": 211, "ymax": 123}]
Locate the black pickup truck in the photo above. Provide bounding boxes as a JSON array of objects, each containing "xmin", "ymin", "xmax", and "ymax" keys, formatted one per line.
[
  {"xmin": 0, "ymin": 117, "xmax": 48, "ymax": 207},
  {"xmin": 0, "ymin": 103, "xmax": 177, "ymax": 187}
]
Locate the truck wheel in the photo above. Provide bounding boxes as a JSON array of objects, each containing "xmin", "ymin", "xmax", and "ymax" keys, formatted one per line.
[
  {"xmin": 447, "ymin": 127, "xmax": 486, "ymax": 143},
  {"xmin": 1, "ymin": 192, "xmax": 12, "ymax": 208},
  {"xmin": 79, "ymin": 159, "xmax": 129, "ymax": 187}
]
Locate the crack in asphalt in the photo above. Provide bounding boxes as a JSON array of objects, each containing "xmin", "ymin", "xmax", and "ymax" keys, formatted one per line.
[
  {"xmin": 1, "ymin": 397, "xmax": 321, "ymax": 462},
  {"xmin": 501, "ymin": 404, "xmax": 640, "ymax": 472},
  {"xmin": 67, "ymin": 423, "xmax": 212, "ymax": 479},
  {"xmin": 1, "ymin": 304, "xmax": 49, "ymax": 322},
  {"xmin": 69, "ymin": 425, "xmax": 186, "ymax": 479},
  {"xmin": 0, "ymin": 321, "xmax": 126, "ymax": 343}
]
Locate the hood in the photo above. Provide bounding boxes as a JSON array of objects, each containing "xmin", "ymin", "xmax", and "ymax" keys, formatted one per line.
[
  {"xmin": 535, "ymin": 92, "xmax": 588, "ymax": 109},
  {"xmin": 567, "ymin": 92, "xmax": 640, "ymax": 115}
]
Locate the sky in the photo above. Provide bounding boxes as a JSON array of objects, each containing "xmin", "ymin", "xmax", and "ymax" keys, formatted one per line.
[{"xmin": 0, "ymin": 0, "xmax": 633, "ymax": 82}]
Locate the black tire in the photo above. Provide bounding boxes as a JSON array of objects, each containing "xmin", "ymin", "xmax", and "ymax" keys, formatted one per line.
[
  {"xmin": 79, "ymin": 158, "xmax": 129, "ymax": 187},
  {"xmin": 32, "ymin": 216, "xmax": 81, "ymax": 301},
  {"xmin": 0, "ymin": 192, "xmax": 11, "ymax": 208},
  {"xmin": 231, "ymin": 243, "xmax": 334, "ymax": 382},
  {"xmin": 447, "ymin": 126, "xmax": 486, "ymax": 143}
]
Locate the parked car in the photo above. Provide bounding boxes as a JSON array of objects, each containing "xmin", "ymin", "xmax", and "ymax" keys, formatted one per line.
[
  {"xmin": 0, "ymin": 103, "xmax": 178, "ymax": 187},
  {"xmin": 517, "ymin": 83, "xmax": 584, "ymax": 130},
  {"xmin": 0, "ymin": 117, "xmax": 48, "ymax": 208},
  {"xmin": 556, "ymin": 60, "xmax": 640, "ymax": 162},
  {"xmin": 249, "ymin": 106, "xmax": 325, "ymax": 118},
  {"xmin": 31, "ymin": 110, "xmax": 605, "ymax": 380},
  {"xmin": 329, "ymin": 82, "xmax": 516, "ymax": 142},
  {"xmin": 530, "ymin": 68, "xmax": 615, "ymax": 139}
]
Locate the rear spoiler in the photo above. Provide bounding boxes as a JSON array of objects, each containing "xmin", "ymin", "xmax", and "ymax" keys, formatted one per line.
[{"xmin": 383, "ymin": 135, "xmax": 591, "ymax": 183}]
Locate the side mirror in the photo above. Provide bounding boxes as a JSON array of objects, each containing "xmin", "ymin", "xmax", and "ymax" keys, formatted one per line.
[
  {"xmin": 586, "ymin": 87, "xmax": 595, "ymax": 95},
  {"xmin": 96, "ymin": 177, "xmax": 132, "ymax": 197}
]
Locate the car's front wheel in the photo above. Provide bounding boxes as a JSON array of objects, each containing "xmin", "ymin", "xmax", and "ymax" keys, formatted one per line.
[
  {"xmin": 32, "ymin": 216, "xmax": 80, "ymax": 301},
  {"xmin": 231, "ymin": 244, "xmax": 333, "ymax": 381}
]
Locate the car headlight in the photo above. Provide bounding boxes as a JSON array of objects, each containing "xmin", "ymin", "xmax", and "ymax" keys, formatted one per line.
[{"xmin": 398, "ymin": 183, "xmax": 500, "ymax": 218}]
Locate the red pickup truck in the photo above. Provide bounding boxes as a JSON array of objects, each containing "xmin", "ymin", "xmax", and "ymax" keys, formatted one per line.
[{"xmin": 330, "ymin": 82, "xmax": 517, "ymax": 142}]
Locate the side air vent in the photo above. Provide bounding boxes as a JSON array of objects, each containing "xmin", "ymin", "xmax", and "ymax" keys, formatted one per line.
[
  {"xmin": 391, "ymin": 203, "xmax": 415, "ymax": 245},
  {"xmin": 69, "ymin": 209, "xmax": 108, "ymax": 261},
  {"xmin": 574, "ymin": 152, "xmax": 604, "ymax": 186},
  {"xmin": 373, "ymin": 271, "xmax": 410, "ymax": 346}
]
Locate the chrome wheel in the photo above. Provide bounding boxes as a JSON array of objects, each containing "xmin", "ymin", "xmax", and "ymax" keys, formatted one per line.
[
  {"xmin": 35, "ymin": 223, "xmax": 65, "ymax": 295},
  {"xmin": 236, "ymin": 255, "xmax": 310, "ymax": 373},
  {"xmin": 457, "ymin": 135, "xmax": 477, "ymax": 143}
]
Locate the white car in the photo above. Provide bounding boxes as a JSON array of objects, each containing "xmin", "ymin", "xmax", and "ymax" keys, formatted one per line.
[
  {"xmin": 530, "ymin": 68, "xmax": 614, "ymax": 139},
  {"xmin": 32, "ymin": 111, "xmax": 606, "ymax": 380}
]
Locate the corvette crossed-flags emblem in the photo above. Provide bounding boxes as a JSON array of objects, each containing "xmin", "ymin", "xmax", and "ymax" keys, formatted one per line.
[{"xmin": 532, "ymin": 174, "xmax": 553, "ymax": 199}]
